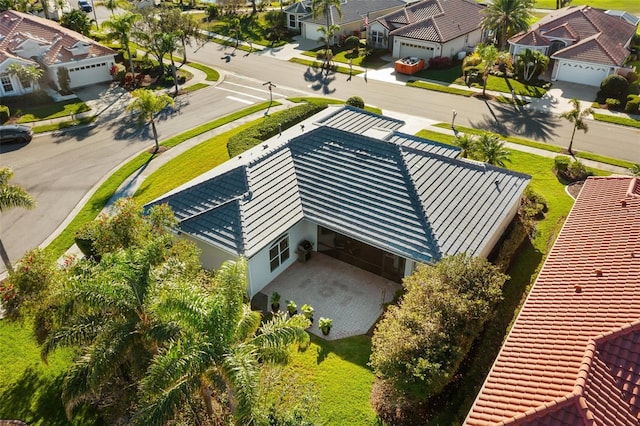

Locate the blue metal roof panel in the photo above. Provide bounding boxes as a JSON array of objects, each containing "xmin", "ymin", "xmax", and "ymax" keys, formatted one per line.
[
  {"xmin": 386, "ymin": 131, "xmax": 461, "ymax": 158},
  {"xmin": 316, "ymin": 105, "xmax": 405, "ymax": 133},
  {"xmin": 179, "ymin": 200, "xmax": 244, "ymax": 255}
]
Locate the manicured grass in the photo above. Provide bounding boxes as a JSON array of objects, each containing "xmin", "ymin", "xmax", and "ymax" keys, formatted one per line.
[
  {"xmin": 407, "ymin": 80, "xmax": 475, "ymax": 96},
  {"xmin": 186, "ymin": 61, "xmax": 220, "ymax": 81},
  {"xmin": 413, "ymin": 66, "xmax": 463, "ymax": 83},
  {"xmin": 282, "ymin": 335, "xmax": 379, "ymax": 425},
  {"xmin": 433, "ymin": 123, "xmax": 635, "ymax": 169},
  {"xmin": 457, "ymin": 75, "xmax": 547, "ymax": 97},
  {"xmin": 592, "ymin": 112, "xmax": 640, "ymax": 129},
  {"xmin": 14, "ymin": 100, "xmax": 90, "ymax": 123},
  {"xmin": 533, "ymin": 0, "xmax": 640, "ymax": 14},
  {"xmin": 287, "ymin": 97, "xmax": 382, "ymax": 114},
  {"xmin": 288, "ymin": 57, "xmax": 364, "ymax": 76},
  {"xmin": 182, "ymin": 82, "xmax": 210, "ymax": 93},
  {"xmin": 32, "ymin": 116, "xmax": 97, "ymax": 134}
]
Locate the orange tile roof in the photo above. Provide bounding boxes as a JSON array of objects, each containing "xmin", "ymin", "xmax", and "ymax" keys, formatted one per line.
[
  {"xmin": 0, "ymin": 10, "xmax": 114, "ymax": 66},
  {"xmin": 466, "ymin": 176, "xmax": 640, "ymax": 426}
]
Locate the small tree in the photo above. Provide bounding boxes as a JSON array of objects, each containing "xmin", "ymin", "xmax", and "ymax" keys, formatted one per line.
[
  {"xmin": 60, "ymin": 9, "xmax": 91, "ymax": 36},
  {"xmin": 454, "ymin": 134, "xmax": 477, "ymax": 159},
  {"xmin": 516, "ymin": 48, "xmax": 549, "ymax": 82},
  {"xmin": 126, "ymin": 89, "xmax": 175, "ymax": 152},
  {"xmin": 474, "ymin": 43, "xmax": 499, "ymax": 96},
  {"xmin": 477, "ymin": 133, "xmax": 511, "ymax": 167},
  {"xmin": 7, "ymin": 63, "xmax": 43, "ymax": 91},
  {"xmin": 560, "ymin": 98, "xmax": 592, "ymax": 155},
  {"xmin": 57, "ymin": 67, "xmax": 71, "ymax": 94},
  {"xmin": 346, "ymin": 96, "xmax": 364, "ymax": 108}
]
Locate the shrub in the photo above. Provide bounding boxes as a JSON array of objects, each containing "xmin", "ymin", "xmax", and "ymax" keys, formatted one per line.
[
  {"xmin": 567, "ymin": 160, "xmax": 589, "ymax": 181},
  {"xmin": 315, "ymin": 49, "xmax": 332, "ymax": 60},
  {"xmin": 343, "ymin": 35, "xmax": 359, "ymax": 51},
  {"xmin": 625, "ymin": 94, "xmax": 640, "ymax": 114},
  {"xmin": 206, "ymin": 3, "xmax": 219, "ymax": 19},
  {"xmin": 520, "ymin": 186, "xmax": 548, "ymax": 220},
  {"xmin": 0, "ymin": 105, "xmax": 9, "ymax": 123},
  {"xmin": 227, "ymin": 103, "xmax": 326, "ymax": 157},
  {"xmin": 626, "ymin": 71, "xmax": 638, "ymax": 84},
  {"xmin": 345, "ymin": 96, "xmax": 364, "ymax": 108},
  {"xmin": 370, "ymin": 379, "xmax": 426, "ymax": 426},
  {"xmin": 462, "ymin": 53, "xmax": 482, "ymax": 68},
  {"xmin": 428, "ymin": 56, "xmax": 452, "ymax": 69},
  {"xmin": 605, "ymin": 98, "xmax": 621, "ymax": 109},
  {"xmin": 599, "ymin": 74, "xmax": 629, "ymax": 99},
  {"xmin": 553, "ymin": 155, "xmax": 570, "ymax": 173}
]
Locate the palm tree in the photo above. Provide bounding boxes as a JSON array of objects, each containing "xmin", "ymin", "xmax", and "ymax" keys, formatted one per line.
[
  {"xmin": 477, "ymin": 133, "xmax": 511, "ymax": 167},
  {"xmin": 40, "ymin": 245, "xmax": 181, "ymax": 420},
  {"xmin": 103, "ymin": 12, "xmax": 139, "ymax": 85},
  {"xmin": 0, "ymin": 167, "xmax": 36, "ymax": 273},
  {"xmin": 137, "ymin": 258, "xmax": 310, "ymax": 425},
  {"xmin": 126, "ymin": 89, "xmax": 175, "ymax": 153},
  {"xmin": 560, "ymin": 98, "xmax": 592, "ymax": 155},
  {"xmin": 312, "ymin": 0, "xmax": 342, "ymax": 56},
  {"xmin": 6, "ymin": 63, "xmax": 43, "ymax": 92},
  {"xmin": 482, "ymin": 0, "xmax": 533, "ymax": 50},
  {"xmin": 474, "ymin": 43, "xmax": 499, "ymax": 97},
  {"xmin": 454, "ymin": 134, "xmax": 477, "ymax": 159},
  {"xmin": 104, "ymin": 0, "xmax": 118, "ymax": 15},
  {"xmin": 156, "ymin": 32, "xmax": 181, "ymax": 95},
  {"xmin": 516, "ymin": 48, "xmax": 549, "ymax": 82},
  {"xmin": 317, "ymin": 24, "xmax": 341, "ymax": 69}
]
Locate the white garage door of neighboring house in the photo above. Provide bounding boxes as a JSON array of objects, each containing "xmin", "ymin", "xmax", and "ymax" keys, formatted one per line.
[
  {"xmin": 398, "ymin": 42, "xmax": 435, "ymax": 61},
  {"xmin": 555, "ymin": 61, "xmax": 610, "ymax": 87},
  {"xmin": 68, "ymin": 61, "xmax": 112, "ymax": 89}
]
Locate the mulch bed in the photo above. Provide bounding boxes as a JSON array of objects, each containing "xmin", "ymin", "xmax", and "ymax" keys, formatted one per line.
[{"xmin": 566, "ymin": 181, "xmax": 584, "ymax": 199}]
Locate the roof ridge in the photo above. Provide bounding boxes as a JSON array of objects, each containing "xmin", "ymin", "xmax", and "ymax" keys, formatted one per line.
[{"xmin": 498, "ymin": 393, "xmax": 589, "ymax": 425}]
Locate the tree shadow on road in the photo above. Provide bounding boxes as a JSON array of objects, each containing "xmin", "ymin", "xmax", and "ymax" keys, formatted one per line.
[
  {"xmin": 303, "ymin": 66, "xmax": 336, "ymax": 95},
  {"xmin": 470, "ymin": 99, "xmax": 559, "ymax": 142}
]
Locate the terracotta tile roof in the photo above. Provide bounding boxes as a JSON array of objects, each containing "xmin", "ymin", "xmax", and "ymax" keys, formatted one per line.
[
  {"xmin": 466, "ymin": 177, "xmax": 640, "ymax": 426},
  {"xmin": 0, "ymin": 10, "xmax": 114, "ymax": 66},
  {"xmin": 508, "ymin": 5, "xmax": 636, "ymax": 66},
  {"xmin": 509, "ymin": 28, "xmax": 549, "ymax": 46},
  {"xmin": 376, "ymin": 0, "xmax": 484, "ymax": 43}
]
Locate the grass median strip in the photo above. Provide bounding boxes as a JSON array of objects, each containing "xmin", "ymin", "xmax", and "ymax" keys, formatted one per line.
[
  {"xmin": 406, "ymin": 80, "xmax": 475, "ymax": 96},
  {"xmin": 33, "ymin": 116, "xmax": 97, "ymax": 134},
  {"xmin": 592, "ymin": 112, "xmax": 640, "ymax": 129},
  {"xmin": 186, "ymin": 61, "xmax": 220, "ymax": 81},
  {"xmin": 44, "ymin": 101, "xmax": 275, "ymax": 259}
]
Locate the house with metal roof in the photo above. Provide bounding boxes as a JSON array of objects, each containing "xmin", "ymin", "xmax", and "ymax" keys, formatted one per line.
[
  {"xmin": 0, "ymin": 10, "xmax": 116, "ymax": 98},
  {"xmin": 288, "ymin": 0, "xmax": 407, "ymax": 42},
  {"xmin": 508, "ymin": 6, "xmax": 638, "ymax": 87},
  {"xmin": 146, "ymin": 106, "xmax": 530, "ymax": 298},
  {"xmin": 368, "ymin": 0, "xmax": 485, "ymax": 62},
  {"xmin": 466, "ymin": 176, "xmax": 640, "ymax": 425}
]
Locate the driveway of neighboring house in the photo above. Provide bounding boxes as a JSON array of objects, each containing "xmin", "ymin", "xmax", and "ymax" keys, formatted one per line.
[{"xmin": 257, "ymin": 252, "xmax": 402, "ymax": 340}]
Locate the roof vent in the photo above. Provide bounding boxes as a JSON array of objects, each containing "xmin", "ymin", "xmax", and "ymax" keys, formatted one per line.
[
  {"xmin": 594, "ymin": 268, "xmax": 603, "ymax": 277},
  {"xmin": 574, "ymin": 284, "xmax": 582, "ymax": 293},
  {"xmin": 621, "ymin": 199, "xmax": 627, "ymax": 207},
  {"xmin": 263, "ymin": 144, "xmax": 268, "ymax": 150}
]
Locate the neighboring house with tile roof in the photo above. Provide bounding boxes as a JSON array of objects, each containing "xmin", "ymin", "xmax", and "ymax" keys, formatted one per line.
[
  {"xmin": 368, "ymin": 0, "xmax": 485, "ymax": 61},
  {"xmin": 466, "ymin": 176, "xmax": 640, "ymax": 425},
  {"xmin": 508, "ymin": 6, "xmax": 638, "ymax": 87},
  {"xmin": 0, "ymin": 10, "xmax": 116, "ymax": 97},
  {"xmin": 289, "ymin": 0, "xmax": 407, "ymax": 43},
  {"xmin": 146, "ymin": 106, "xmax": 530, "ymax": 299}
]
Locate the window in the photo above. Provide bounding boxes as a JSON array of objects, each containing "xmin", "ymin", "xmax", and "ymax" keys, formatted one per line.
[
  {"xmin": 269, "ymin": 235, "xmax": 290, "ymax": 272},
  {"xmin": 372, "ymin": 30, "xmax": 384, "ymax": 45},
  {"xmin": 289, "ymin": 14, "xmax": 295, "ymax": 28},
  {"xmin": 1, "ymin": 76, "xmax": 14, "ymax": 93}
]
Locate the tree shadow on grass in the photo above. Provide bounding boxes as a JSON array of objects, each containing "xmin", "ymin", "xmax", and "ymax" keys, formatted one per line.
[
  {"xmin": 470, "ymin": 100, "xmax": 559, "ymax": 143},
  {"xmin": 0, "ymin": 367, "xmax": 102, "ymax": 425},
  {"xmin": 311, "ymin": 334, "xmax": 372, "ymax": 367}
]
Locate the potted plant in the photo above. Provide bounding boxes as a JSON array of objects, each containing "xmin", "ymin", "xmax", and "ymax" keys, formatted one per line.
[
  {"xmin": 318, "ymin": 317, "xmax": 332, "ymax": 335},
  {"xmin": 270, "ymin": 291, "xmax": 281, "ymax": 312},
  {"xmin": 286, "ymin": 300, "xmax": 297, "ymax": 316},
  {"xmin": 301, "ymin": 304, "xmax": 314, "ymax": 323}
]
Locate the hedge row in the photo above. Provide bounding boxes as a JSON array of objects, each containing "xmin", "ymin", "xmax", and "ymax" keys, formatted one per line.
[{"xmin": 227, "ymin": 103, "xmax": 327, "ymax": 157}]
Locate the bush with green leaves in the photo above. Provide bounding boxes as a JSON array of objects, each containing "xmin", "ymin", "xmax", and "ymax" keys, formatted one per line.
[
  {"xmin": 554, "ymin": 156, "xmax": 590, "ymax": 182},
  {"xmin": 370, "ymin": 254, "xmax": 508, "ymax": 404},
  {"xmin": 520, "ymin": 186, "xmax": 548, "ymax": 220},
  {"xmin": 0, "ymin": 105, "xmax": 9, "ymax": 123},
  {"xmin": 227, "ymin": 103, "xmax": 326, "ymax": 157},
  {"xmin": 599, "ymin": 74, "xmax": 629, "ymax": 100},
  {"xmin": 346, "ymin": 96, "xmax": 365, "ymax": 108},
  {"xmin": 625, "ymin": 94, "xmax": 640, "ymax": 114},
  {"xmin": 553, "ymin": 156, "xmax": 570, "ymax": 173},
  {"xmin": 605, "ymin": 98, "xmax": 621, "ymax": 108}
]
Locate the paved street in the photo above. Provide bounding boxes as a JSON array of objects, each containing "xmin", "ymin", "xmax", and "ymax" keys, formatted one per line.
[{"xmin": 1, "ymin": 36, "xmax": 639, "ymax": 274}]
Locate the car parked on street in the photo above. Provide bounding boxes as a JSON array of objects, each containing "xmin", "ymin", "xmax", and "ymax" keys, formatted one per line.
[
  {"xmin": 78, "ymin": 0, "xmax": 92, "ymax": 12},
  {"xmin": 0, "ymin": 124, "xmax": 33, "ymax": 144}
]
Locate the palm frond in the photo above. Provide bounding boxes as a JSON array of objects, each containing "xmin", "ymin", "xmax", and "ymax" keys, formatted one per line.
[
  {"xmin": 0, "ymin": 184, "xmax": 36, "ymax": 212},
  {"xmin": 252, "ymin": 314, "xmax": 310, "ymax": 358},
  {"xmin": 41, "ymin": 314, "xmax": 105, "ymax": 360},
  {"xmin": 61, "ymin": 353, "xmax": 94, "ymax": 420},
  {"xmin": 220, "ymin": 344, "xmax": 260, "ymax": 425},
  {"xmin": 234, "ymin": 304, "xmax": 261, "ymax": 343}
]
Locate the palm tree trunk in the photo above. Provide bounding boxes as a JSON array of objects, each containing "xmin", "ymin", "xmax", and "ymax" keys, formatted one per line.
[
  {"xmin": 171, "ymin": 58, "xmax": 179, "ymax": 95},
  {"xmin": 568, "ymin": 125, "xmax": 577, "ymax": 154},
  {"xmin": 126, "ymin": 46, "xmax": 136, "ymax": 88},
  {"xmin": 151, "ymin": 119, "xmax": 159, "ymax": 153},
  {"xmin": 180, "ymin": 38, "xmax": 188, "ymax": 67},
  {"xmin": 200, "ymin": 378, "xmax": 215, "ymax": 420},
  {"xmin": 0, "ymin": 239, "xmax": 14, "ymax": 273}
]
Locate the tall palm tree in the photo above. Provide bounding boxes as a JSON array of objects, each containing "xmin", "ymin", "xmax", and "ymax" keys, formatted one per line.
[
  {"xmin": 126, "ymin": 89, "xmax": 175, "ymax": 153},
  {"xmin": 482, "ymin": 0, "xmax": 533, "ymax": 50},
  {"xmin": 454, "ymin": 134, "xmax": 477, "ymax": 159},
  {"xmin": 317, "ymin": 24, "xmax": 341, "ymax": 69},
  {"xmin": 104, "ymin": 0, "xmax": 118, "ymax": 15},
  {"xmin": 0, "ymin": 167, "xmax": 36, "ymax": 273},
  {"xmin": 475, "ymin": 43, "xmax": 499, "ymax": 97},
  {"xmin": 516, "ymin": 48, "xmax": 549, "ymax": 82},
  {"xmin": 137, "ymin": 258, "xmax": 310, "ymax": 425},
  {"xmin": 104, "ymin": 12, "xmax": 140, "ymax": 86},
  {"xmin": 477, "ymin": 133, "xmax": 511, "ymax": 167},
  {"xmin": 312, "ymin": 0, "xmax": 342, "ymax": 55},
  {"xmin": 156, "ymin": 32, "xmax": 181, "ymax": 95},
  {"xmin": 560, "ymin": 98, "xmax": 592, "ymax": 155}
]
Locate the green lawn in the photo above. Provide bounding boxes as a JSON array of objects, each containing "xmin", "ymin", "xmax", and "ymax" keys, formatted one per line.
[
  {"xmin": 457, "ymin": 75, "xmax": 547, "ymax": 97},
  {"xmin": 413, "ymin": 66, "xmax": 463, "ymax": 83},
  {"xmin": 532, "ymin": 0, "xmax": 640, "ymax": 14},
  {"xmin": 407, "ymin": 80, "xmax": 475, "ymax": 96},
  {"xmin": 13, "ymin": 100, "xmax": 90, "ymax": 123},
  {"xmin": 592, "ymin": 112, "xmax": 640, "ymax": 129}
]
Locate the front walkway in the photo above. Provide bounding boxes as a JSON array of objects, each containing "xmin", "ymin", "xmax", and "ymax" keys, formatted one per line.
[{"xmin": 257, "ymin": 252, "xmax": 401, "ymax": 341}]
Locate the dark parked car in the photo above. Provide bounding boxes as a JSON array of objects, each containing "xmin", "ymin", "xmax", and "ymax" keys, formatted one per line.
[
  {"xmin": 0, "ymin": 125, "xmax": 33, "ymax": 144},
  {"xmin": 78, "ymin": 0, "xmax": 92, "ymax": 12}
]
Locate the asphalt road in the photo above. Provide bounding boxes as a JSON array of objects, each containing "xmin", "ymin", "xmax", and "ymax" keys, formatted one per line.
[{"xmin": 1, "ymin": 39, "xmax": 639, "ymax": 273}]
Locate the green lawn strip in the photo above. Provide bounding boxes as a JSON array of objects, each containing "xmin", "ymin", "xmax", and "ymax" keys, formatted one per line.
[
  {"xmin": 0, "ymin": 320, "xmax": 100, "ymax": 425},
  {"xmin": 32, "ymin": 116, "xmax": 97, "ymax": 134},
  {"xmin": 282, "ymin": 335, "xmax": 379, "ymax": 425},
  {"xmin": 457, "ymin": 75, "xmax": 547, "ymax": 98},
  {"xmin": 413, "ymin": 66, "xmax": 463, "ymax": 83},
  {"xmin": 288, "ymin": 57, "xmax": 364, "ymax": 75},
  {"xmin": 494, "ymin": 95, "xmax": 529, "ymax": 106},
  {"xmin": 592, "ymin": 112, "xmax": 640, "ymax": 129},
  {"xmin": 533, "ymin": 0, "xmax": 640, "ymax": 15},
  {"xmin": 286, "ymin": 97, "xmax": 381, "ymax": 114},
  {"xmin": 14, "ymin": 100, "xmax": 90, "ymax": 123},
  {"xmin": 406, "ymin": 80, "xmax": 475, "ymax": 96},
  {"xmin": 182, "ymin": 83, "xmax": 210, "ymax": 93},
  {"xmin": 433, "ymin": 123, "xmax": 634, "ymax": 169},
  {"xmin": 45, "ymin": 102, "xmax": 274, "ymax": 259},
  {"xmin": 185, "ymin": 61, "xmax": 220, "ymax": 81}
]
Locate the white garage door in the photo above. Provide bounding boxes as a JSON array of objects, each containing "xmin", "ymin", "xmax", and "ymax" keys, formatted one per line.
[
  {"xmin": 68, "ymin": 62, "xmax": 112, "ymax": 89},
  {"xmin": 398, "ymin": 42, "xmax": 435, "ymax": 61},
  {"xmin": 556, "ymin": 61, "xmax": 610, "ymax": 87}
]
